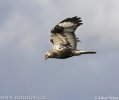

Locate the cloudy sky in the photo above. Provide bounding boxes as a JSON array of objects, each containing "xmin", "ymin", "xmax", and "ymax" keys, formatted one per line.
[{"xmin": 0, "ymin": 0, "xmax": 119, "ymax": 100}]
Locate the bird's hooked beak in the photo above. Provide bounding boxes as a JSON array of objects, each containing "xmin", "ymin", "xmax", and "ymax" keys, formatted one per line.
[{"xmin": 45, "ymin": 57, "xmax": 48, "ymax": 60}]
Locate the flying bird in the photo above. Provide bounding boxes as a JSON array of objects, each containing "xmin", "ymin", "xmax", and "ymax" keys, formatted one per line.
[{"xmin": 45, "ymin": 16, "xmax": 96, "ymax": 60}]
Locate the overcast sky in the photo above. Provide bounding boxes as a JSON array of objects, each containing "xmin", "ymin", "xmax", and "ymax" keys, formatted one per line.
[{"xmin": 0, "ymin": 0, "xmax": 119, "ymax": 100}]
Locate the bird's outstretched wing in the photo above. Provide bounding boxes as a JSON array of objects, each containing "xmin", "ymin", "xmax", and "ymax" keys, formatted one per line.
[{"xmin": 50, "ymin": 16, "xmax": 83, "ymax": 50}]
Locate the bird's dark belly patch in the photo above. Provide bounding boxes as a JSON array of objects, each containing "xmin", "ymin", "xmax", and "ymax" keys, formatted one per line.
[{"xmin": 57, "ymin": 50, "xmax": 73, "ymax": 59}]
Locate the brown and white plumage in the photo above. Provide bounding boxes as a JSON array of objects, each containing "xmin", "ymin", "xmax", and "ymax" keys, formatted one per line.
[{"xmin": 45, "ymin": 16, "xmax": 96, "ymax": 60}]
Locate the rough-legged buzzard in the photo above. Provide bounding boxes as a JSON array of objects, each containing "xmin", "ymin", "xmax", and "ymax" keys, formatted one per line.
[{"xmin": 45, "ymin": 16, "xmax": 96, "ymax": 60}]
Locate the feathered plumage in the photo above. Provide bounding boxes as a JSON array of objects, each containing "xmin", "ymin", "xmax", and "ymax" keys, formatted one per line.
[{"xmin": 45, "ymin": 16, "xmax": 96, "ymax": 60}]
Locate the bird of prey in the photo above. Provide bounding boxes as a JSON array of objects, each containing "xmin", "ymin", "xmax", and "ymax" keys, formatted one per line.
[{"xmin": 45, "ymin": 16, "xmax": 96, "ymax": 60}]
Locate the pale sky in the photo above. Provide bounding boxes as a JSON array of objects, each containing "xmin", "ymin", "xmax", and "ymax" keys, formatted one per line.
[{"xmin": 0, "ymin": 0, "xmax": 119, "ymax": 100}]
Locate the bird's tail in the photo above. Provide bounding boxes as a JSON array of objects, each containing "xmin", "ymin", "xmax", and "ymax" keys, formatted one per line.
[{"xmin": 74, "ymin": 50, "xmax": 96, "ymax": 56}]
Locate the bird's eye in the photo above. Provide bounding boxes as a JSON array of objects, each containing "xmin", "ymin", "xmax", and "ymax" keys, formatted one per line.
[{"xmin": 45, "ymin": 54, "xmax": 47, "ymax": 57}]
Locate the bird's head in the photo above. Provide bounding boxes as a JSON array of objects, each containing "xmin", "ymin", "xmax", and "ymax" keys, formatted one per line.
[{"xmin": 45, "ymin": 50, "xmax": 55, "ymax": 60}]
